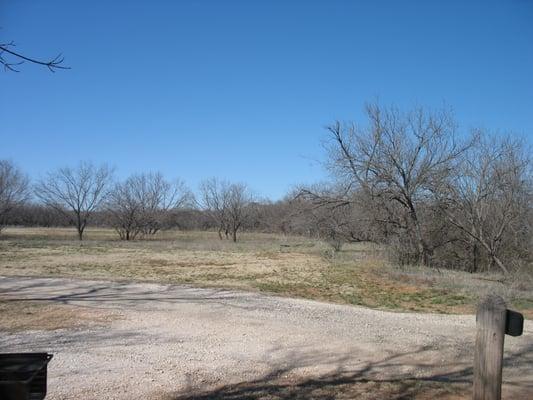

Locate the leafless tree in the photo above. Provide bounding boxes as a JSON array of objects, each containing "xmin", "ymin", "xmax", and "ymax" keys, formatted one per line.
[
  {"xmin": 199, "ymin": 178, "xmax": 231, "ymax": 239},
  {"xmin": 323, "ymin": 103, "xmax": 472, "ymax": 265},
  {"xmin": 107, "ymin": 172, "xmax": 192, "ymax": 240},
  {"xmin": 34, "ymin": 162, "xmax": 113, "ymax": 240},
  {"xmin": 0, "ymin": 160, "xmax": 30, "ymax": 233},
  {"xmin": 0, "ymin": 40, "xmax": 69, "ymax": 72},
  {"xmin": 199, "ymin": 178, "xmax": 254, "ymax": 242},
  {"xmin": 226, "ymin": 183, "xmax": 255, "ymax": 242},
  {"xmin": 439, "ymin": 133, "xmax": 532, "ymax": 273},
  {"xmin": 106, "ymin": 178, "xmax": 144, "ymax": 241},
  {"xmin": 297, "ymin": 183, "xmax": 377, "ymax": 251},
  {"xmin": 138, "ymin": 173, "xmax": 193, "ymax": 235}
]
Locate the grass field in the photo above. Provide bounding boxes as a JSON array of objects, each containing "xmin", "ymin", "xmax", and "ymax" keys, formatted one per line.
[{"xmin": 1, "ymin": 226, "xmax": 532, "ymax": 317}]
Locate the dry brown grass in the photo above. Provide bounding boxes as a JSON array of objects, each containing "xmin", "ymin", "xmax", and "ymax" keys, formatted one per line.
[
  {"xmin": 0, "ymin": 299, "xmax": 118, "ymax": 332},
  {"xmin": 1, "ymin": 226, "xmax": 532, "ymax": 316},
  {"xmin": 0, "ymin": 229, "xmax": 325, "ymax": 290}
]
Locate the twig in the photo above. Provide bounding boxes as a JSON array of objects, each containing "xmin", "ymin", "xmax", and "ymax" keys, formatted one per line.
[{"xmin": 0, "ymin": 42, "xmax": 70, "ymax": 72}]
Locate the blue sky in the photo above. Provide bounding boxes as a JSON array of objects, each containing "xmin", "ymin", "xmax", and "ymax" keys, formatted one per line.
[{"xmin": 1, "ymin": 0, "xmax": 532, "ymax": 200}]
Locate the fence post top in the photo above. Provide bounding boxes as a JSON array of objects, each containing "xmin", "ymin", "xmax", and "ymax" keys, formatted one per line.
[
  {"xmin": 478, "ymin": 294, "xmax": 506, "ymax": 309},
  {"xmin": 476, "ymin": 295, "xmax": 506, "ymax": 322}
]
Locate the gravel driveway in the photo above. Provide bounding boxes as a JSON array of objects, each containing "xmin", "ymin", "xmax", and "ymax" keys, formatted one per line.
[{"xmin": 0, "ymin": 276, "xmax": 531, "ymax": 399}]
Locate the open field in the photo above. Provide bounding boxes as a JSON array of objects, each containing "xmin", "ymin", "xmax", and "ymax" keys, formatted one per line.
[{"xmin": 1, "ymin": 226, "xmax": 532, "ymax": 317}]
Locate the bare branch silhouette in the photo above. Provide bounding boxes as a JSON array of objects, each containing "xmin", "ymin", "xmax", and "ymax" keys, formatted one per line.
[{"xmin": 0, "ymin": 41, "xmax": 70, "ymax": 72}]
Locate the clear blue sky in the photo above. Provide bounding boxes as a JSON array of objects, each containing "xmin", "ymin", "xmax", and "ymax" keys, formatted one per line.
[{"xmin": 2, "ymin": 0, "xmax": 532, "ymax": 200}]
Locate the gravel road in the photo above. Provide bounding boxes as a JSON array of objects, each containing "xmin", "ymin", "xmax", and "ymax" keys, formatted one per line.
[{"xmin": 0, "ymin": 276, "xmax": 531, "ymax": 399}]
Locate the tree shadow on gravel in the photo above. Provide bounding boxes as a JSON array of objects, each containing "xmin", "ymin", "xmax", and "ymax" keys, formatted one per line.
[
  {"xmin": 173, "ymin": 376, "xmax": 468, "ymax": 400},
  {"xmin": 0, "ymin": 277, "xmax": 258, "ymax": 311},
  {"xmin": 169, "ymin": 344, "xmax": 533, "ymax": 400}
]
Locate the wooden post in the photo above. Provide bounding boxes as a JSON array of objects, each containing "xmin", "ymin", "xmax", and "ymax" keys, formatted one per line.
[{"xmin": 473, "ymin": 295, "xmax": 507, "ymax": 400}]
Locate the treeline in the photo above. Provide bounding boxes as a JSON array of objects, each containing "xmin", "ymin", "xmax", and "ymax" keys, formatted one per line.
[
  {"xmin": 1, "ymin": 103, "xmax": 531, "ymax": 274},
  {"xmin": 0, "ymin": 163, "xmax": 257, "ymax": 242},
  {"xmin": 300, "ymin": 104, "xmax": 532, "ymax": 274}
]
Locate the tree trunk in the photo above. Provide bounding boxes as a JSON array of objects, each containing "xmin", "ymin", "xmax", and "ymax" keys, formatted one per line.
[
  {"xmin": 407, "ymin": 203, "xmax": 430, "ymax": 266},
  {"xmin": 472, "ymin": 243, "xmax": 479, "ymax": 273},
  {"xmin": 232, "ymin": 229, "xmax": 237, "ymax": 242},
  {"xmin": 478, "ymin": 237, "xmax": 509, "ymax": 274},
  {"xmin": 491, "ymin": 253, "xmax": 509, "ymax": 275},
  {"xmin": 76, "ymin": 213, "xmax": 85, "ymax": 241}
]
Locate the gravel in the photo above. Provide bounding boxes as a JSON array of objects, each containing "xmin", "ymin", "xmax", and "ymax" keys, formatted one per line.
[{"xmin": 0, "ymin": 276, "xmax": 531, "ymax": 399}]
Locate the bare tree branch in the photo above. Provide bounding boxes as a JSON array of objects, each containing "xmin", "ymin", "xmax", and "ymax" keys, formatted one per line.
[{"xmin": 0, "ymin": 41, "xmax": 70, "ymax": 72}]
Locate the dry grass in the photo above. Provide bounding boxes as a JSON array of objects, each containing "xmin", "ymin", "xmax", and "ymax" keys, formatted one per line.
[
  {"xmin": 0, "ymin": 299, "xmax": 118, "ymax": 332},
  {"xmin": 1, "ymin": 226, "xmax": 532, "ymax": 316}
]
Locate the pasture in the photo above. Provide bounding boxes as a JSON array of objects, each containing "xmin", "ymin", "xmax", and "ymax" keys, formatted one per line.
[{"xmin": 1, "ymin": 226, "xmax": 532, "ymax": 318}]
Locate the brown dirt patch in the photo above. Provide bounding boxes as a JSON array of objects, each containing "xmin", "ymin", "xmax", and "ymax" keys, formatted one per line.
[{"xmin": 0, "ymin": 299, "xmax": 119, "ymax": 332}]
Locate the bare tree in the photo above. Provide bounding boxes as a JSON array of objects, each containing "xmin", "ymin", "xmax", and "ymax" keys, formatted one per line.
[
  {"xmin": 296, "ymin": 183, "xmax": 377, "ymax": 251},
  {"xmin": 0, "ymin": 160, "xmax": 29, "ymax": 233},
  {"xmin": 324, "ymin": 103, "xmax": 471, "ymax": 265},
  {"xmin": 137, "ymin": 173, "xmax": 192, "ymax": 235},
  {"xmin": 199, "ymin": 178, "xmax": 254, "ymax": 242},
  {"xmin": 107, "ymin": 172, "xmax": 192, "ymax": 240},
  {"xmin": 199, "ymin": 178, "xmax": 231, "ymax": 239},
  {"xmin": 34, "ymin": 162, "xmax": 113, "ymax": 240},
  {"xmin": 226, "ymin": 183, "xmax": 254, "ymax": 242},
  {"xmin": 106, "ymin": 178, "xmax": 144, "ymax": 241},
  {"xmin": 439, "ymin": 133, "xmax": 532, "ymax": 273},
  {"xmin": 0, "ymin": 40, "xmax": 69, "ymax": 72}
]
